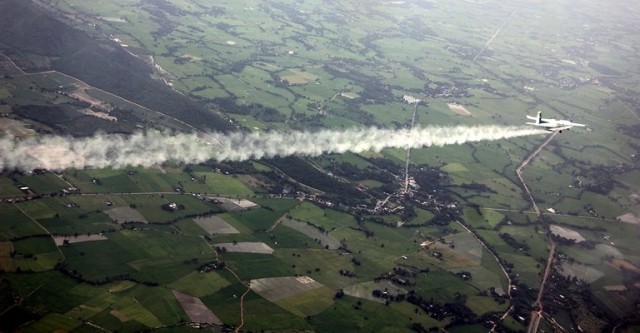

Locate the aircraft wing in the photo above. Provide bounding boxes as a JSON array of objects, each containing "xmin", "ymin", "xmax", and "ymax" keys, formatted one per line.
[
  {"xmin": 549, "ymin": 125, "xmax": 572, "ymax": 131},
  {"xmin": 526, "ymin": 122, "xmax": 555, "ymax": 128},
  {"xmin": 570, "ymin": 122, "xmax": 586, "ymax": 127}
]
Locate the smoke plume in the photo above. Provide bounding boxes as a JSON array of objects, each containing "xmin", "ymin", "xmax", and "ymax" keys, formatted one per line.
[{"xmin": 0, "ymin": 126, "xmax": 546, "ymax": 171}]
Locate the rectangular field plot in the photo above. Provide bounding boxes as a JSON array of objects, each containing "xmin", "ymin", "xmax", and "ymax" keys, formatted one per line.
[
  {"xmin": 275, "ymin": 286, "xmax": 335, "ymax": 317},
  {"xmin": 214, "ymin": 242, "xmax": 273, "ymax": 254},
  {"xmin": 281, "ymin": 218, "xmax": 340, "ymax": 249},
  {"xmin": 172, "ymin": 290, "xmax": 222, "ymax": 325},
  {"xmin": 209, "ymin": 197, "xmax": 258, "ymax": 212},
  {"xmin": 169, "ymin": 271, "xmax": 231, "ymax": 298},
  {"xmin": 250, "ymin": 276, "xmax": 323, "ymax": 302},
  {"xmin": 104, "ymin": 206, "xmax": 148, "ymax": 224},
  {"xmin": 193, "ymin": 215, "xmax": 239, "ymax": 234},
  {"xmin": 53, "ymin": 234, "xmax": 108, "ymax": 246}
]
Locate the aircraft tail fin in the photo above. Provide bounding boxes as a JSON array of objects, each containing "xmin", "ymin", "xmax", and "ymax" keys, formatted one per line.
[{"xmin": 536, "ymin": 111, "xmax": 542, "ymax": 125}]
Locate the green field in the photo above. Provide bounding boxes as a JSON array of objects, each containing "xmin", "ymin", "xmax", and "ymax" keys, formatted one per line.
[{"xmin": 0, "ymin": 204, "xmax": 45, "ymax": 240}]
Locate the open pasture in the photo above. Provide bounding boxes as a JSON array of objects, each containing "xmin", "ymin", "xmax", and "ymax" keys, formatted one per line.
[
  {"xmin": 169, "ymin": 271, "xmax": 231, "ymax": 298},
  {"xmin": 443, "ymin": 230, "xmax": 483, "ymax": 264}
]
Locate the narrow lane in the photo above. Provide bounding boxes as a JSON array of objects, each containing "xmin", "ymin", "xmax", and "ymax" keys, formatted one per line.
[{"xmin": 473, "ymin": 6, "xmax": 521, "ymax": 63}]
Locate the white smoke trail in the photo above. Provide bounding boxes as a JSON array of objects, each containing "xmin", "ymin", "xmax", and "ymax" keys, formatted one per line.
[{"xmin": 0, "ymin": 126, "xmax": 547, "ymax": 171}]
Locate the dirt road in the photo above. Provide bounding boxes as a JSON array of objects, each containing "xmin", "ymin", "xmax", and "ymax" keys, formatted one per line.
[
  {"xmin": 514, "ymin": 132, "xmax": 558, "ymax": 333},
  {"xmin": 473, "ymin": 6, "xmax": 521, "ymax": 63},
  {"xmin": 403, "ymin": 99, "xmax": 421, "ymax": 193}
]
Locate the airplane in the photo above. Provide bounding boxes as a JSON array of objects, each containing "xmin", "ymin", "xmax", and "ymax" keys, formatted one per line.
[{"xmin": 526, "ymin": 111, "xmax": 586, "ymax": 132}]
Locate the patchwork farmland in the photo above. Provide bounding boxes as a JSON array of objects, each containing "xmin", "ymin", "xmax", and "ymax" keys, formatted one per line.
[{"xmin": 0, "ymin": 0, "xmax": 639, "ymax": 332}]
